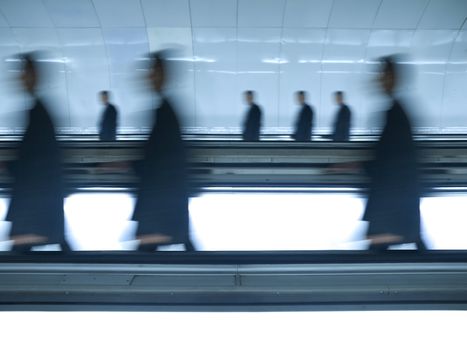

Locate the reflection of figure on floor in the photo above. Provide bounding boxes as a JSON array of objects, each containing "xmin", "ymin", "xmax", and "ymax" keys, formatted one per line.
[
  {"xmin": 6, "ymin": 52, "xmax": 70, "ymax": 252},
  {"xmin": 363, "ymin": 55, "xmax": 426, "ymax": 252},
  {"xmin": 132, "ymin": 51, "xmax": 195, "ymax": 252},
  {"xmin": 242, "ymin": 90, "xmax": 262, "ymax": 141},
  {"xmin": 331, "ymin": 91, "xmax": 351, "ymax": 142},
  {"xmin": 98, "ymin": 90, "xmax": 118, "ymax": 141},
  {"xmin": 292, "ymin": 90, "xmax": 313, "ymax": 141}
]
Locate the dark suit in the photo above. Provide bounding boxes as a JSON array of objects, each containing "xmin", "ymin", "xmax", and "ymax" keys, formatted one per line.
[
  {"xmin": 332, "ymin": 104, "xmax": 351, "ymax": 142},
  {"xmin": 132, "ymin": 98, "xmax": 192, "ymax": 251},
  {"xmin": 242, "ymin": 104, "xmax": 262, "ymax": 141},
  {"xmin": 292, "ymin": 104, "xmax": 313, "ymax": 141},
  {"xmin": 6, "ymin": 99, "xmax": 68, "ymax": 251},
  {"xmin": 363, "ymin": 100, "xmax": 424, "ymax": 250},
  {"xmin": 99, "ymin": 103, "xmax": 118, "ymax": 141}
]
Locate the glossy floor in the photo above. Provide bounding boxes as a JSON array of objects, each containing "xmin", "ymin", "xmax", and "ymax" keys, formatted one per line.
[{"xmin": 0, "ymin": 191, "xmax": 466, "ymax": 251}]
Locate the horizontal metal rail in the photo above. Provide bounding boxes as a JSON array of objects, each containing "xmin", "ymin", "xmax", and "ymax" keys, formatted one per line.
[
  {"xmin": 0, "ymin": 252, "xmax": 467, "ymax": 310},
  {"xmin": 0, "ymin": 140, "xmax": 466, "ymax": 188}
]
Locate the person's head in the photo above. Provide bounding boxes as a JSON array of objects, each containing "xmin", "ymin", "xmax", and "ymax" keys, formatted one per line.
[
  {"xmin": 244, "ymin": 90, "xmax": 255, "ymax": 105},
  {"xmin": 147, "ymin": 51, "xmax": 169, "ymax": 93},
  {"xmin": 99, "ymin": 90, "xmax": 110, "ymax": 105},
  {"xmin": 334, "ymin": 91, "xmax": 344, "ymax": 105},
  {"xmin": 378, "ymin": 55, "xmax": 399, "ymax": 95},
  {"xmin": 18, "ymin": 53, "xmax": 38, "ymax": 95},
  {"xmin": 296, "ymin": 91, "xmax": 306, "ymax": 105}
]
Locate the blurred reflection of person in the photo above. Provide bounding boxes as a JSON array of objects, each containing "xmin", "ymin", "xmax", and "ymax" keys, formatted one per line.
[
  {"xmin": 331, "ymin": 91, "xmax": 351, "ymax": 142},
  {"xmin": 132, "ymin": 51, "xmax": 194, "ymax": 252},
  {"xmin": 242, "ymin": 90, "xmax": 262, "ymax": 141},
  {"xmin": 98, "ymin": 90, "xmax": 118, "ymax": 141},
  {"xmin": 292, "ymin": 90, "xmax": 313, "ymax": 141},
  {"xmin": 5, "ymin": 52, "xmax": 70, "ymax": 252}
]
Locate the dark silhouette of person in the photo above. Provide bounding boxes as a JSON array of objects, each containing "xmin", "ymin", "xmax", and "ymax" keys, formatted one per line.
[
  {"xmin": 6, "ymin": 53, "xmax": 70, "ymax": 252},
  {"xmin": 331, "ymin": 91, "xmax": 351, "ymax": 142},
  {"xmin": 363, "ymin": 55, "xmax": 425, "ymax": 252},
  {"xmin": 242, "ymin": 90, "xmax": 262, "ymax": 141},
  {"xmin": 98, "ymin": 90, "xmax": 118, "ymax": 141},
  {"xmin": 292, "ymin": 91, "xmax": 313, "ymax": 141},
  {"xmin": 132, "ymin": 51, "xmax": 194, "ymax": 252}
]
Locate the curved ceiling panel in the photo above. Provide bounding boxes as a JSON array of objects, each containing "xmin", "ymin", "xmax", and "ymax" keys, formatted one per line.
[{"xmin": 0, "ymin": 0, "xmax": 465, "ymax": 134}]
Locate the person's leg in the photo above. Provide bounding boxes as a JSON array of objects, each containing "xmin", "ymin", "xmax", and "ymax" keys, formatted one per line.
[
  {"xmin": 184, "ymin": 238, "xmax": 196, "ymax": 252},
  {"xmin": 368, "ymin": 242, "xmax": 390, "ymax": 253},
  {"xmin": 415, "ymin": 238, "xmax": 427, "ymax": 252},
  {"xmin": 10, "ymin": 243, "xmax": 34, "ymax": 253},
  {"xmin": 137, "ymin": 243, "xmax": 159, "ymax": 252},
  {"xmin": 59, "ymin": 239, "xmax": 72, "ymax": 253}
]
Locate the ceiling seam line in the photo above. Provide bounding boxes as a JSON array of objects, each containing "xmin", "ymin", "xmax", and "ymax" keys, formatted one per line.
[
  {"xmin": 138, "ymin": 0, "xmax": 148, "ymax": 28},
  {"xmin": 325, "ymin": 0, "xmax": 336, "ymax": 28},
  {"xmin": 415, "ymin": 0, "xmax": 432, "ymax": 30},
  {"xmin": 371, "ymin": 0, "xmax": 384, "ymax": 27}
]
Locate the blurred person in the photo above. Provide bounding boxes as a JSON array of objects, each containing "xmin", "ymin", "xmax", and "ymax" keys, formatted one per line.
[
  {"xmin": 331, "ymin": 91, "xmax": 351, "ymax": 142},
  {"xmin": 292, "ymin": 91, "xmax": 313, "ymax": 141},
  {"xmin": 98, "ymin": 90, "xmax": 118, "ymax": 141},
  {"xmin": 362, "ymin": 55, "xmax": 425, "ymax": 251},
  {"xmin": 132, "ymin": 51, "xmax": 194, "ymax": 252},
  {"xmin": 242, "ymin": 90, "xmax": 262, "ymax": 141},
  {"xmin": 5, "ymin": 52, "xmax": 70, "ymax": 252}
]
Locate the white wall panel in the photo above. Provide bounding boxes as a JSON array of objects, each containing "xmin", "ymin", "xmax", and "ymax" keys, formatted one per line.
[
  {"xmin": 0, "ymin": 28, "xmax": 24, "ymax": 130},
  {"xmin": 418, "ymin": 0, "xmax": 467, "ymax": 30},
  {"xmin": 279, "ymin": 28, "xmax": 325, "ymax": 131},
  {"xmin": 102, "ymin": 27, "xmax": 150, "ymax": 132},
  {"xmin": 328, "ymin": 0, "xmax": 382, "ymax": 29},
  {"xmin": 373, "ymin": 0, "xmax": 428, "ymax": 30},
  {"xmin": 58, "ymin": 28, "xmax": 109, "ymax": 131},
  {"xmin": 0, "ymin": 0, "xmax": 466, "ymax": 135},
  {"xmin": 441, "ymin": 30, "xmax": 467, "ymax": 129},
  {"xmin": 93, "ymin": 0, "xmax": 145, "ymax": 27},
  {"xmin": 237, "ymin": 28, "xmax": 281, "ymax": 130},
  {"xmin": 0, "ymin": 12, "xmax": 9, "ymax": 27},
  {"xmin": 0, "ymin": 0, "xmax": 53, "ymax": 27},
  {"xmin": 410, "ymin": 30, "xmax": 457, "ymax": 129},
  {"xmin": 283, "ymin": 0, "xmax": 333, "ymax": 28},
  {"xmin": 141, "ymin": 0, "xmax": 191, "ymax": 27},
  {"xmin": 193, "ymin": 28, "xmax": 238, "ymax": 129},
  {"xmin": 43, "ymin": 0, "xmax": 100, "ymax": 28},
  {"xmin": 320, "ymin": 29, "xmax": 370, "ymax": 130},
  {"xmin": 238, "ymin": 0, "xmax": 285, "ymax": 28},
  {"xmin": 190, "ymin": 0, "xmax": 237, "ymax": 27},
  {"xmin": 366, "ymin": 30, "xmax": 414, "ymax": 58}
]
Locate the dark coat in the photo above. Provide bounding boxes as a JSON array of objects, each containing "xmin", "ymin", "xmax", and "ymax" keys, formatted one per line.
[
  {"xmin": 292, "ymin": 104, "xmax": 313, "ymax": 141},
  {"xmin": 6, "ymin": 99, "xmax": 65, "ymax": 243},
  {"xmin": 99, "ymin": 103, "xmax": 118, "ymax": 141},
  {"xmin": 132, "ymin": 98, "xmax": 189, "ymax": 244},
  {"xmin": 363, "ymin": 100, "xmax": 420, "ymax": 242},
  {"xmin": 332, "ymin": 104, "xmax": 351, "ymax": 142},
  {"xmin": 242, "ymin": 104, "xmax": 262, "ymax": 141}
]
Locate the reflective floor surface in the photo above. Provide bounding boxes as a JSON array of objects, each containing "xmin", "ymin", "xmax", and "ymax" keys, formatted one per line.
[{"xmin": 0, "ymin": 190, "xmax": 466, "ymax": 251}]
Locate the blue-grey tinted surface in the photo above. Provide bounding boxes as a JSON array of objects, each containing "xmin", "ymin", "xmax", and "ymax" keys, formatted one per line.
[{"xmin": 0, "ymin": 1, "xmax": 467, "ymax": 134}]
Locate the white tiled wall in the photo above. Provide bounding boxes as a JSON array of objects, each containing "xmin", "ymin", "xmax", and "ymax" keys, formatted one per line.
[{"xmin": 0, "ymin": 0, "xmax": 466, "ymax": 134}]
